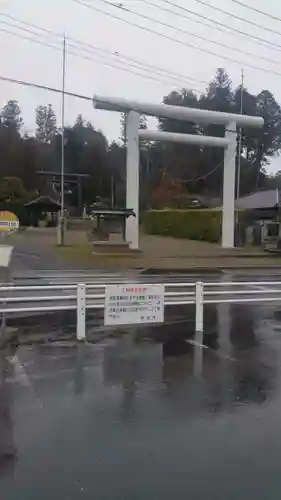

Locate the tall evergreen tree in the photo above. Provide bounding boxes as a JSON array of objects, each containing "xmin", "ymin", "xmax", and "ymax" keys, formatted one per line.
[
  {"xmin": 206, "ymin": 68, "xmax": 233, "ymax": 108},
  {"xmin": 1, "ymin": 100, "xmax": 23, "ymax": 131},
  {"xmin": 35, "ymin": 104, "xmax": 57, "ymax": 143},
  {"xmin": 74, "ymin": 113, "xmax": 86, "ymax": 129}
]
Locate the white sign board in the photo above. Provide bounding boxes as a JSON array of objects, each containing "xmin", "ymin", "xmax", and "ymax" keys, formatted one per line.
[
  {"xmin": 104, "ymin": 284, "xmax": 164, "ymax": 326},
  {"xmin": 0, "ymin": 245, "xmax": 13, "ymax": 268}
]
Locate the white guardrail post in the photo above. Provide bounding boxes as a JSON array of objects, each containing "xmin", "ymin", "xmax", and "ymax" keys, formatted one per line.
[
  {"xmin": 77, "ymin": 284, "xmax": 86, "ymax": 341},
  {"xmin": 195, "ymin": 281, "xmax": 204, "ymax": 336},
  {"xmin": 0, "ymin": 244, "xmax": 14, "ymax": 338},
  {"xmin": 194, "ymin": 281, "xmax": 204, "ymax": 377}
]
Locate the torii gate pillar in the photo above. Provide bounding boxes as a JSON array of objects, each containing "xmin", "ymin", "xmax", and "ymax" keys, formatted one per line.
[
  {"xmin": 222, "ymin": 122, "xmax": 237, "ymax": 249},
  {"xmin": 126, "ymin": 110, "xmax": 140, "ymax": 250}
]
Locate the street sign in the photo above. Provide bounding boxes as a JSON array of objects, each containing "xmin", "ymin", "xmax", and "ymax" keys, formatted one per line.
[
  {"xmin": 0, "ymin": 211, "xmax": 19, "ymax": 233},
  {"xmin": 104, "ymin": 284, "xmax": 164, "ymax": 326}
]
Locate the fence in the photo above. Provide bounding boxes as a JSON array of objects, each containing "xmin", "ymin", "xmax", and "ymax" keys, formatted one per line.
[{"xmin": 0, "ymin": 280, "xmax": 281, "ymax": 341}]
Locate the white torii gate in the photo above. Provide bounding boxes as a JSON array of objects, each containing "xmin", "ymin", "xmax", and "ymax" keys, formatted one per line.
[{"xmin": 93, "ymin": 95, "xmax": 264, "ymax": 250}]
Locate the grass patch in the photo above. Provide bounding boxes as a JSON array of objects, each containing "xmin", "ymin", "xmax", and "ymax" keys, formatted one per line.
[
  {"xmin": 53, "ymin": 242, "xmax": 145, "ymax": 269},
  {"xmin": 54, "ymin": 243, "xmax": 94, "ymax": 264}
]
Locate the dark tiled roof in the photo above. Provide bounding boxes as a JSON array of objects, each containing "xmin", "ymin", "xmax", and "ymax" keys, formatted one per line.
[
  {"xmin": 236, "ymin": 190, "xmax": 280, "ymax": 210},
  {"xmin": 91, "ymin": 208, "xmax": 135, "ymax": 217},
  {"xmin": 25, "ymin": 196, "xmax": 61, "ymax": 208}
]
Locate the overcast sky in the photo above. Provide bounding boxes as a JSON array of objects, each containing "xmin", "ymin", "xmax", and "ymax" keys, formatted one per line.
[{"xmin": 0, "ymin": 0, "xmax": 281, "ymax": 172}]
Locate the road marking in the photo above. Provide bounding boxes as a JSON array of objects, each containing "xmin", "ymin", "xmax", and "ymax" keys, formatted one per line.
[
  {"xmin": 186, "ymin": 339, "xmax": 209, "ymax": 349},
  {"xmin": 185, "ymin": 339, "xmax": 237, "ymax": 362}
]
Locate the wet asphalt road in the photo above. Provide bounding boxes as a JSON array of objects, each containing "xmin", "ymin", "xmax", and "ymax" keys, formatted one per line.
[
  {"xmin": 3, "ymin": 237, "xmax": 281, "ymax": 497},
  {"xmin": 2, "ymin": 292, "xmax": 281, "ymax": 498}
]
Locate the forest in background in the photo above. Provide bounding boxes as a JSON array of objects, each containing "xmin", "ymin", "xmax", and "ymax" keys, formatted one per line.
[{"xmin": 1, "ymin": 68, "xmax": 281, "ymax": 211}]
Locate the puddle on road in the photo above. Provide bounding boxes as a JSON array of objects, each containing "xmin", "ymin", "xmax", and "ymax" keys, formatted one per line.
[{"xmin": 1, "ymin": 302, "xmax": 281, "ymax": 499}]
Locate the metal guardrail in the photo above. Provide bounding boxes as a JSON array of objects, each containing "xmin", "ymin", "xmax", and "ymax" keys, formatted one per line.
[{"xmin": 0, "ymin": 281, "xmax": 281, "ymax": 341}]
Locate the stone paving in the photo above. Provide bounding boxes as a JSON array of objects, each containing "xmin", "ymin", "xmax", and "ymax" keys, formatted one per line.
[{"xmin": 4, "ymin": 228, "xmax": 281, "ymax": 273}]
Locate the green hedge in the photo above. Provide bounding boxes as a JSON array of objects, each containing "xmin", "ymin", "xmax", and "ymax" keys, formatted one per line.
[{"xmin": 143, "ymin": 209, "xmax": 222, "ymax": 242}]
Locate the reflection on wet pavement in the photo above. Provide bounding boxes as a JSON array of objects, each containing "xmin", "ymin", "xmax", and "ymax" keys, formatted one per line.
[{"xmin": 1, "ymin": 301, "xmax": 281, "ymax": 499}]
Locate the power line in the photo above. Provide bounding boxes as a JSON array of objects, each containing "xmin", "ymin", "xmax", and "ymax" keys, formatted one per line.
[
  {"xmin": 69, "ymin": 0, "xmax": 281, "ymax": 77},
  {"xmin": 230, "ymin": 0, "xmax": 281, "ymax": 23},
  {"xmin": 0, "ymin": 24, "xmax": 63, "ymax": 51},
  {"xmin": 0, "ymin": 26, "xmax": 204, "ymax": 91},
  {"xmin": 157, "ymin": 0, "xmax": 281, "ymax": 52},
  {"xmin": 0, "ymin": 12, "xmax": 63, "ymax": 38},
  {"xmin": 193, "ymin": 0, "xmax": 281, "ymax": 37},
  {"xmin": 1, "ymin": 24, "xmax": 175, "ymax": 85},
  {"xmin": 3, "ymin": 3, "xmax": 281, "ymax": 88},
  {"xmin": 67, "ymin": 40, "xmax": 208, "ymax": 86},
  {"xmin": 99, "ymin": 0, "xmax": 281, "ymax": 41},
  {"xmin": 0, "ymin": 74, "xmax": 92, "ymax": 100},
  {"xmin": 67, "ymin": 41, "xmax": 204, "ymax": 88},
  {"xmin": 0, "ymin": 27, "xmax": 178, "ymax": 88},
  {"xmin": 68, "ymin": 45, "xmax": 205, "ymax": 89},
  {"xmin": 5, "ymin": 3, "xmax": 281, "ymax": 57},
  {"xmin": 69, "ymin": 42, "xmax": 208, "ymax": 86},
  {"xmin": 139, "ymin": 0, "xmax": 281, "ymax": 64},
  {"xmin": 5, "ymin": 4, "xmax": 281, "ymax": 87},
  {"xmin": 0, "ymin": 12, "xmax": 209, "ymax": 86},
  {"xmin": 0, "ymin": 74, "xmax": 203, "ymax": 115},
  {"xmin": 97, "ymin": 0, "xmax": 281, "ymax": 64}
]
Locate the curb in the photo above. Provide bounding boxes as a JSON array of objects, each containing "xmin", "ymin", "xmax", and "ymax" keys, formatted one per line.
[
  {"xmin": 141, "ymin": 268, "xmax": 223, "ymax": 275},
  {"xmin": 141, "ymin": 265, "xmax": 281, "ymax": 274}
]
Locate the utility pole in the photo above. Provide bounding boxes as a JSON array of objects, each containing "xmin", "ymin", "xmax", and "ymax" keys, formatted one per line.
[
  {"xmin": 235, "ymin": 68, "xmax": 244, "ymax": 230},
  {"xmin": 111, "ymin": 174, "xmax": 115, "ymax": 208},
  {"xmin": 59, "ymin": 34, "xmax": 66, "ymax": 246}
]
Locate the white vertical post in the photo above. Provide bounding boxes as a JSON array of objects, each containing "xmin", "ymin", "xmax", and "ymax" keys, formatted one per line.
[
  {"xmin": 0, "ymin": 246, "xmax": 13, "ymax": 340},
  {"xmin": 194, "ymin": 281, "xmax": 204, "ymax": 376},
  {"xmin": 236, "ymin": 68, "xmax": 244, "ymax": 224},
  {"xmin": 126, "ymin": 110, "xmax": 140, "ymax": 250},
  {"xmin": 77, "ymin": 283, "xmax": 86, "ymax": 341},
  {"xmin": 58, "ymin": 34, "xmax": 67, "ymax": 246},
  {"xmin": 222, "ymin": 122, "xmax": 237, "ymax": 248},
  {"xmin": 195, "ymin": 281, "xmax": 204, "ymax": 334}
]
